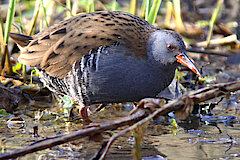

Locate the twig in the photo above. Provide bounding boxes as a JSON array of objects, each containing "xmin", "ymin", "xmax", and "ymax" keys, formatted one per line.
[
  {"xmin": 93, "ymin": 80, "xmax": 240, "ymax": 159},
  {"xmin": 0, "ymin": 109, "xmax": 148, "ymax": 160},
  {"xmin": 186, "ymin": 48, "xmax": 231, "ymax": 57},
  {"xmin": 196, "ymin": 34, "xmax": 237, "ymax": 47}
]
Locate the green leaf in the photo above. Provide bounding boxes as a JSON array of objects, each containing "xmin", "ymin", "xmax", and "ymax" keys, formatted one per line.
[
  {"xmin": 0, "ymin": 109, "xmax": 10, "ymax": 116},
  {"xmin": 12, "ymin": 62, "xmax": 22, "ymax": 73},
  {"xmin": 62, "ymin": 95, "xmax": 74, "ymax": 110},
  {"xmin": 198, "ymin": 76, "xmax": 216, "ymax": 83},
  {"xmin": 171, "ymin": 118, "xmax": 178, "ymax": 128}
]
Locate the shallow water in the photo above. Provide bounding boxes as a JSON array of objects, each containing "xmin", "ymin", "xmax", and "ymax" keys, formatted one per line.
[{"xmin": 0, "ymin": 95, "xmax": 239, "ymax": 160}]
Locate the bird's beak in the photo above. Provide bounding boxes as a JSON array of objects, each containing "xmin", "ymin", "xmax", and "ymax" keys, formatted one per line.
[{"xmin": 176, "ymin": 52, "xmax": 201, "ymax": 77}]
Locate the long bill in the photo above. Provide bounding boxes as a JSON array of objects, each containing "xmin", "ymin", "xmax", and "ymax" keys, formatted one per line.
[{"xmin": 176, "ymin": 53, "xmax": 201, "ymax": 77}]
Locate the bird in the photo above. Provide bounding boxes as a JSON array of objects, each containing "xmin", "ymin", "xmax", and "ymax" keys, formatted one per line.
[{"xmin": 10, "ymin": 11, "xmax": 201, "ymax": 121}]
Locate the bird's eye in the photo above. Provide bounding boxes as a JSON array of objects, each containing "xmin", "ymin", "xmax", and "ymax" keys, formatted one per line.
[{"xmin": 167, "ymin": 44, "xmax": 175, "ymax": 51}]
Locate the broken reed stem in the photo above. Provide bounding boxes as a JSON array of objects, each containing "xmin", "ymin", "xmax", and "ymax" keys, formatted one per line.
[{"xmin": 0, "ymin": 44, "xmax": 13, "ymax": 76}]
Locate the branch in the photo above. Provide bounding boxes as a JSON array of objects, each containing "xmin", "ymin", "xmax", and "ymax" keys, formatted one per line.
[
  {"xmin": 93, "ymin": 80, "xmax": 240, "ymax": 159},
  {"xmin": 186, "ymin": 48, "xmax": 232, "ymax": 57},
  {"xmin": 0, "ymin": 109, "xmax": 148, "ymax": 160}
]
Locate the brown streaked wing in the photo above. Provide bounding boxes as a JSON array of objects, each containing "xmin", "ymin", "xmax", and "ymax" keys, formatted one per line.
[{"xmin": 18, "ymin": 11, "xmax": 158, "ymax": 79}]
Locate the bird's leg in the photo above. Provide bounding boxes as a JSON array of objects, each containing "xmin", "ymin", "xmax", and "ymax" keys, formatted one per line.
[
  {"xmin": 68, "ymin": 108, "xmax": 75, "ymax": 121},
  {"xmin": 79, "ymin": 104, "xmax": 92, "ymax": 123}
]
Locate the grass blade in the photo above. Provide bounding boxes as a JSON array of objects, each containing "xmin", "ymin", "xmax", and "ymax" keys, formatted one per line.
[
  {"xmin": 53, "ymin": 0, "xmax": 72, "ymax": 15},
  {"xmin": 16, "ymin": 0, "xmax": 26, "ymax": 33},
  {"xmin": 147, "ymin": 0, "xmax": 162, "ymax": 24},
  {"xmin": 111, "ymin": 0, "xmax": 117, "ymax": 11},
  {"xmin": 206, "ymin": 0, "xmax": 224, "ymax": 48},
  {"xmin": 1, "ymin": 0, "xmax": 15, "ymax": 75},
  {"xmin": 0, "ymin": 12, "xmax": 5, "ymax": 73},
  {"xmin": 164, "ymin": 0, "xmax": 173, "ymax": 28},
  {"xmin": 72, "ymin": 0, "xmax": 78, "ymax": 16},
  {"xmin": 27, "ymin": 3, "xmax": 40, "ymax": 36},
  {"xmin": 0, "ymin": 12, "xmax": 5, "ymax": 49},
  {"xmin": 140, "ymin": 0, "xmax": 151, "ymax": 20},
  {"xmin": 66, "ymin": 0, "xmax": 72, "ymax": 18},
  {"xmin": 129, "ymin": 0, "xmax": 137, "ymax": 15},
  {"xmin": 87, "ymin": 0, "xmax": 95, "ymax": 13},
  {"xmin": 173, "ymin": 0, "xmax": 185, "ymax": 33},
  {"xmin": 41, "ymin": 0, "xmax": 49, "ymax": 27},
  {"xmin": 4, "ymin": 0, "xmax": 16, "ymax": 43}
]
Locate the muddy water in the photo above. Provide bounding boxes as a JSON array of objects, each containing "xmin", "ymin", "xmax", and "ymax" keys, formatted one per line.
[{"xmin": 0, "ymin": 96, "xmax": 239, "ymax": 160}]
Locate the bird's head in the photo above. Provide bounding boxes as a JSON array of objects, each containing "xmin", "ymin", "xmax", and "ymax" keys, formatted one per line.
[{"xmin": 147, "ymin": 30, "xmax": 201, "ymax": 77}]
